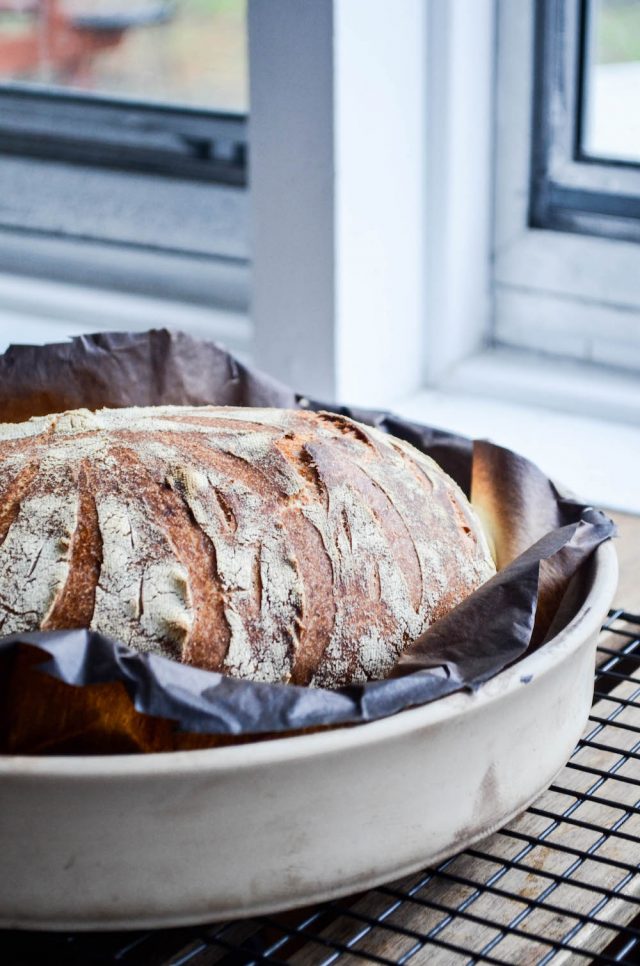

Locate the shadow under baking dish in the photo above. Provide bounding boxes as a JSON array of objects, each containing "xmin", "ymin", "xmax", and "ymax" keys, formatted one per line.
[{"xmin": 0, "ymin": 541, "xmax": 618, "ymax": 931}]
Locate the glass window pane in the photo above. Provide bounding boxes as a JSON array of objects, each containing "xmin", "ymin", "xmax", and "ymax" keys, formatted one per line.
[
  {"xmin": 0, "ymin": 0, "xmax": 247, "ymax": 113},
  {"xmin": 581, "ymin": 0, "xmax": 640, "ymax": 164}
]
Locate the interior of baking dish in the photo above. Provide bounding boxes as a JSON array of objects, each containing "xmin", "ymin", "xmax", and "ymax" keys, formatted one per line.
[{"xmin": 0, "ymin": 329, "xmax": 617, "ymax": 755}]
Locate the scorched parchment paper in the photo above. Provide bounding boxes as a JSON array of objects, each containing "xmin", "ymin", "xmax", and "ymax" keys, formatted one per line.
[{"xmin": 0, "ymin": 330, "xmax": 616, "ymax": 753}]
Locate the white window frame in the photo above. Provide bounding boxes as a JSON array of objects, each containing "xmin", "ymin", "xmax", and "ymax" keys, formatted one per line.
[
  {"xmin": 248, "ymin": 0, "xmax": 640, "ymax": 414},
  {"xmin": 0, "ymin": 171, "xmax": 251, "ymax": 357},
  {"xmin": 249, "ymin": 0, "xmax": 495, "ymax": 404}
]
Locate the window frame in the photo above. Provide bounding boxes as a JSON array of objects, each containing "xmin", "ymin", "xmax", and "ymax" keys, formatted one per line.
[
  {"xmin": 0, "ymin": 86, "xmax": 247, "ymax": 186},
  {"xmin": 493, "ymin": 0, "xmax": 640, "ymax": 371},
  {"xmin": 530, "ymin": 0, "xmax": 640, "ymax": 244}
]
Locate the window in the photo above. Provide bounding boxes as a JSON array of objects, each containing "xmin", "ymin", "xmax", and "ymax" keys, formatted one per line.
[
  {"xmin": 0, "ymin": 1, "xmax": 249, "ymax": 308},
  {"xmin": 2, "ymin": 0, "xmax": 638, "ymax": 406},
  {"xmin": 493, "ymin": 0, "xmax": 640, "ymax": 373},
  {"xmin": 530, "ymin": 0, "xmax": 640, "ymax": 243}
]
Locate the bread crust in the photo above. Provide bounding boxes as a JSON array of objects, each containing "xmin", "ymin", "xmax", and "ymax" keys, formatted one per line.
[{"xmin": 0, "ymin": 406, "xmax": 495, "ymax": 686}]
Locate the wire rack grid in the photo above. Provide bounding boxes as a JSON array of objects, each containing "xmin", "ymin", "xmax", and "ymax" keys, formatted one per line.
[{"xmin": 3, "ymin": 610, "xmax": 640, "ymax": 965}]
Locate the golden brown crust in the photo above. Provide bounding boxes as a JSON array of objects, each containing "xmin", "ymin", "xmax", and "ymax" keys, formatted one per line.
[
  {"xmin": 42, "ymin": 463, "xmax": 102, "ymax": 630},
  {"xmin": 0, "ymin": 461, "xmax": 40, "ymax": 545},
  {"xmin": 0, "ymin": 406, "xmax": 496, "ymax": 687}
]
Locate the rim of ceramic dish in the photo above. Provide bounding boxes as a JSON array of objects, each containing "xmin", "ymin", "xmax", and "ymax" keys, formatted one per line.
[{"xmin": 0, "ymin": 539, "xmax": 618, "ymax": 777}]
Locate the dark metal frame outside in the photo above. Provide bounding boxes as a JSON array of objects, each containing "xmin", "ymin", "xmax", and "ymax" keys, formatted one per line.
[
  {"xmin": 530, "ymin": 0, "xmax": 640, "ymax": 243},
  {"xmin": 0, "ymin": 86, "xmax": 247, "ymax": 187}
]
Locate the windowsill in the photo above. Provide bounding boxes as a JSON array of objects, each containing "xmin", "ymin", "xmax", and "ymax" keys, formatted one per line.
[
  {"xmin": 393, "ymin": 347, "xmax": 640, "ymax": 514},
  {"xmin": 443, "ymin": 346, "xmax": 640, "ymax": 424},
  {"xmin": 0, "ymin": 272, "xmax": 252, "ymax": 361}
]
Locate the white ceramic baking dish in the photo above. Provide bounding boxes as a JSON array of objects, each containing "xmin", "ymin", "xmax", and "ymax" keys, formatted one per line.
[{"xmin": 0, "ymin": 540, "xmax": 617, "ymax": 931}]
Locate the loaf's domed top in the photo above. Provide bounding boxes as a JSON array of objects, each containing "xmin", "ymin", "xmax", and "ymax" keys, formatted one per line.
[{"xmin": 0, "ymin": 406, "xmax": 495, "ymax": 687}]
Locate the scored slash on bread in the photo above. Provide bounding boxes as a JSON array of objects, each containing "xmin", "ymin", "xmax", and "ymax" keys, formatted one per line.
[{"xmin": 0, "ymin": 406, "xmax": 495, "ymax": 688}]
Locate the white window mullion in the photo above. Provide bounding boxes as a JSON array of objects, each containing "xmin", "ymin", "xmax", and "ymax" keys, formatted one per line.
[
  {"xmin": 249, "ymin": 0, "xmax": 432, "ymax": 406},
  {"xmin": 249, "ymin": 0, "xmax": 495, "ymax": 405},
  {"xmin": 422, "ymin": 0, "xmax": 495, "ymax": 385}
]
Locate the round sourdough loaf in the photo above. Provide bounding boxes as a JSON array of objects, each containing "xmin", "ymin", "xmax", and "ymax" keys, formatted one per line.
[{"xmin": 0, "ymin": 406, "xmax": 495, "ymax": 687}]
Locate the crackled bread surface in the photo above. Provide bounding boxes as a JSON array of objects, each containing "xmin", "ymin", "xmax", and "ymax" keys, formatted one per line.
[{"xmin": 0, "ymin": 406, "xmax": 495, "ymax": 687}]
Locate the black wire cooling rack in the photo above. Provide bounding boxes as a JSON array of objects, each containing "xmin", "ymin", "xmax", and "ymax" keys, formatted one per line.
[{"xmin": 3, "ymin": 610, "xmax": 640, "ymax": 965}]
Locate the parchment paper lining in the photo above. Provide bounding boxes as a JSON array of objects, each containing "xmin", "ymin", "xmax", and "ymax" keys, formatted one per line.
[{"xmin": 0, "ymin": 330, "xmax": 615, "ymax": 754}]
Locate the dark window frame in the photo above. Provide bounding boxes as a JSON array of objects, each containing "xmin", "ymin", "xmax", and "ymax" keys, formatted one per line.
[
  {"xmin": 0, "ymin": 86, "xmax": 247, "ymax": 187},
  {"xmin": 530, "ymin": 0, "xmax": 640, "ymax": 243}
]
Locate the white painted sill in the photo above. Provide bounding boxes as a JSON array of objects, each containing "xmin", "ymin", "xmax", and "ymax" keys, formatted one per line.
[
  {"xmin": 0, "ymin": 273, "xmax": 252, "ymax": 362},
  {"xmin": 393, "ymin": 347, "xmax": 640, "ymax": 515}
]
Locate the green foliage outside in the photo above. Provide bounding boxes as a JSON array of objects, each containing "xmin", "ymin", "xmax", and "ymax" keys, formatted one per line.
[
  {"xmin": 189, "ymin": 0, "xmax": 245, "ymax": 13},
  {"xmin": 597, "ymin": 0, "xmax": 640, "ymax": 63}
]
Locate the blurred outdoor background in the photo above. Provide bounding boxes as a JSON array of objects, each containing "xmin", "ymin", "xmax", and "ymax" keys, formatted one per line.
[
  {"xmin": 586, "ymin": 0, "xmax": 640, "ymax": 162},
  {"xmin": 0, "ymin": 0, "xmax": 248, "ymax": 112}
]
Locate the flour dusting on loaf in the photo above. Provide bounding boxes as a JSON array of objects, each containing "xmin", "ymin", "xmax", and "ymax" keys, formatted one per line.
[{"xmin": 0, "ymin": 406, "xmax": 495, "ymax": 687}]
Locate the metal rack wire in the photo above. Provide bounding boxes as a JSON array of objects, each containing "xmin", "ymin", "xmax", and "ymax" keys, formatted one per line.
[{"xmin": 3, "ymin": 610, "xmax": 640, "ymax": 965}]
